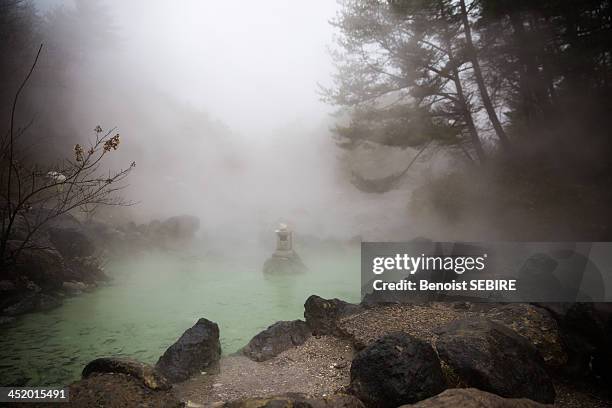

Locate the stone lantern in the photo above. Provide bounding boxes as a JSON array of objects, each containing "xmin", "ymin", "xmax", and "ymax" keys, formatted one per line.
[
  {"xmin": 263, "ymin": 223, "xmax": 306, "ymax": 274},
  {"xmin": 275, "ymin": 223, "xmax": 293, "ymax": 254}
]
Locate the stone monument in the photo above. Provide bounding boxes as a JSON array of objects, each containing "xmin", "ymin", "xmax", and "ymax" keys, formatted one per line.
[{"xmin": 262, "ymin": 223, "xmax": 306, "ymax": 274}]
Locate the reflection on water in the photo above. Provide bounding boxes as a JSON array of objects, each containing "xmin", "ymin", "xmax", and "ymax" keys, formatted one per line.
[{"xmin": 0, "ymin": 247, "xmax": 360, "ymax": 386}]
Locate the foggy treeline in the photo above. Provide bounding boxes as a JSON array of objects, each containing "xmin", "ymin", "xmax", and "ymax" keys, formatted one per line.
[
  {"xmin": 1, "ymin": 0, "xmax": 414, "ymax": 249},
  {"xmin": 325, "ymin": 0, "xmax": 612, "ymax": 240}
]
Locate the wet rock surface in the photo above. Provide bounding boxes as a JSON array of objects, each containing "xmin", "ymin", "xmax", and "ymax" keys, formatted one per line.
[
  {"xmin": 349, "ymin": 332, "xmax": 446, "ymax": 408},
  {"xmin": 156, "ymin": 317, "xmax": 221, "ymax": 383},
  {"xmin": 304, "ymin": 295, "xmax": 362, "ymax": 336},
  {"xmin": 242, "ymin": 319, "xmax": 311, "ymax": 361},
  {"xmin": 435, "ymin": 317, "xmax": 555, "ymax": 403},
  {"xmin": 2, "ymin": 293, "xmax": 62, "ymax": 316},
  {"xmin": 400, "ymin": 388, "xmax": 552, "ymax": 408},
  {"xmin": 262, "ymin": 251, "xmax": 307, "ymax": 274},
  {"xmin": 27, "ymin": 373, "xmax": 182, "ymax": 408},
  {"xmin": 82, "ymin": 357, "xmax": 171, "ymax": 391}
]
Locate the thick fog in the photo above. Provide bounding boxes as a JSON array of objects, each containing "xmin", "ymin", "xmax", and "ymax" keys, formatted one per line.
[{"xmin": 30, "ymin": 0, "xmax": 431, "ymax": 243}]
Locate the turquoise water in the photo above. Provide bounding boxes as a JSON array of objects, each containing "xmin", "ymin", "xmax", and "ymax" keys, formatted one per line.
[{"xmin": 0, "ymin": 246, "xmax": 361, "ymax": 386}]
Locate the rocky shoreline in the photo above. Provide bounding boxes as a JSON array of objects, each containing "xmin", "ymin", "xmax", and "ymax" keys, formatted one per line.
[
  {"xmin": 18, "ymin": 294, "xmax": 611, "ymax": 408},
  {"xmin": 0, "ymin": 213, "xmax": 200, "ymax": 326},
  {"xmin": 3, "ymin": 220, "xmax": 611, "ymax": 407}
]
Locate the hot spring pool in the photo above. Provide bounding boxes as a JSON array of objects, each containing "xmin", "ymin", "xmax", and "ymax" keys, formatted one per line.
[{"xmin": 0, "ymin": 246, "xmax": 361, "ymax": 386}]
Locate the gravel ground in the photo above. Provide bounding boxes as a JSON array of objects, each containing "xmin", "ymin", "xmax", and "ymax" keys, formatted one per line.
[
  {"xmin": 338, "ymin": 303, "xmax": 477, "ymax": 348},
  {"xmin": 174, "ymin": 335, "xmax": 353, "ymax": 407},
  {"xmin": 174, "ymin": 303, "xmax": 611, "ymax": 408}
]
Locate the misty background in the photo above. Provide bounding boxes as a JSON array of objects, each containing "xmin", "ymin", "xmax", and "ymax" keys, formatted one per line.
[{"xmin": 9, "ymin": 0, "xmax": 431, "ymax": 244}]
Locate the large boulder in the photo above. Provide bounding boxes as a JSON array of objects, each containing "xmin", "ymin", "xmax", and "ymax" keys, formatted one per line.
[
  {"xmin": 304, "ymin": 295, "xmax": 362, "ymax": 336},
  {"xmin": 48, "ymin": 227, "xmax": 95, "ymax": 259},
  {"xmin": 223, "ymin": 393, "xmax": 365, "ymax": 408},
  {"xmin": 485, "ymin": 303, "xmax": 566, "ymax": 367},
  {"xmin": 158, "ymin": 215, "xmax": 200, "ymax": 240},
  {"xmin": 400, "ymin": 388, "xmax": 552, "ymax": 408},
  {"xmin": 155, "ymin": 318, "xmax": 221, "ymax": 383},
  {"xmin": 64, "ymin": 373, "xmax": 182, "ymax": 407},
  {"xmin": 536, "ymin": 302, "xmax": 612, "ymax": 380},
  {"xmin": 242, "ymin": 320, "xmax": 311, "ymax": 361},
  {"xmin": 435, "ymin": 317, "xmax": 555, "ymax": 403},
  {"xmin": 10, "ymin": 242, "xmax": 67, "ymax": 290},
  {"xmin": 82, "ymin": 357, "xmax": 171, "ymax": 391},
  {"xmin": 349, "ymin": 332, "xmax": 446, "ymax": 408}
]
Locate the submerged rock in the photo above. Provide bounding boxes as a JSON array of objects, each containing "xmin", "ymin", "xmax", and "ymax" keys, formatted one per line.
[
  {"xmin": 262, "ymin": 251, "xmax": 306, "ymax": 274},
  {"xmin": 435, "ymin": 317, "xmax": 555, "ymax": 404},
  {"xmin": 242, "ymin": 320, "xmax": 311, "ymax": 361},
  {"xmin": 400, "ymin": 388, "xmax": 552, "ymax": 408},
  {"xmin": 349, "ymin": 332, "xmax": 446, "ymax": 408},
  {"xmin": 304, "ymin": 295, "xmax": 361, "ymax": 336},
  {"xmin": 0, "ymin": 316, "xmax": 17, "ymax": 327},
  {"xmin": 155, "ymin": 317, "xmax": 221, "ymax": 383},
  {"xmin": 2, "ymin": 292, "xmax": 62, "ymax": 316},
  {"xmin": 82, "ymin": 357, "xmax": 171, "ymax": 391}
]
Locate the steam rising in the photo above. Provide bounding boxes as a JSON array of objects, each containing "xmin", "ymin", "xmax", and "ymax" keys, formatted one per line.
[{"xmin": 30, "ymin": 0, "xmax": 422, "ymax": 242}]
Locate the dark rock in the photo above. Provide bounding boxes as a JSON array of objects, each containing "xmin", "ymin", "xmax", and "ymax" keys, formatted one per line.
[
  {"xmin": 400, "ymin": 388, "xmax": 552, "ymax": 408},
  {"xmin": 517, "ymin": 253, "xmax": 568, "ymax": 301},
  {"xmin": 0, "ymin": 316, "xmax": 17, "ymax": 327},
  {"xmin": 2, "ymin": 293, "xmax": 38, "ymax": 316},
  {"xmin": 38, "ymin": 294, "xmax": 62, "ymax": 311},
  {"xmin": 263, "ymin": 252, "xmax": 306, "ymax": 274},
  {"xmin": 62, "ymin": 373, "xmax": 182, "ymax": 407},
  {"xmin": 0, "ymin": 280, "xmax": 17, "ymax": 292},
  {"xmin": 304, "ymin": 295, "xmax": 362, "ymax": 336},
  {"xmin": 0, "ymin": 280, "xmax": 21, "ymax": 311},
  {"xmin": 485, "ymin": 303, "xmax": 566, "ymax": 367},
  {"xmin": 62, "ymin": 281, "xmax": 88, "ymax": 295},
  {"xmin": 537, "ymin": 302, "xmax": 612, "ymax": 380},
  {"xmin": 82, "ymin": 357, "xmax": 171, "ymax": 390},
  {"xmin": 65, "ymin": 256, "xmax": 108, "ymax": 284},
  {"xmin": 223, "ymin": 393, "xmax": 365, "ymax": 408},
  {"xmin": 155, "ymin": 317, "xmax": 221, "ymax": 383},
  {"xmin": 2, "ymin": 292, "xmax": 62, "ymax": 316},
  {"xmin": 435, "ymin": 317, "xmax": 555, "ymax": 403},
  {"xmin": 243, "ymin": 320, "xmax": 311, "ymax": 361},
  {"xmin": 158, "ymin": 215, "xmax": 200, "ymax": 240},
  {"xmin": 349, "ymin": 332, "xmax": 446, "ymax": 408},
  {"xmin": 10, "ymin": 242, "xmax": 67, "ymax": 291},
  {"xmin": 48, "ymin": 227, "xmax": 95, "ymax": 259}
]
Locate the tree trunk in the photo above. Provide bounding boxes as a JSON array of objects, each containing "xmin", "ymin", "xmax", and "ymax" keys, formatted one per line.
[
  {"xmin": 459, "ymin": 0, "xmax": 511, "ymax": 149},
  {"xmin": 448, "ymin": 53, "xmax": 485, "ymax": 162}
]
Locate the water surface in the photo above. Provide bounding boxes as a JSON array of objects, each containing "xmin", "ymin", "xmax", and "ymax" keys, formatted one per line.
[{"xmin": 0, "ymin": 246, "xmax": 360, "ymax": 386}]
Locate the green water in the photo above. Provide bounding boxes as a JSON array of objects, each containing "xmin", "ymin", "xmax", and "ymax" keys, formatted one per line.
[{"xmin": 0, "ymin": 247, "xmax": 361, "ymax": 386}]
